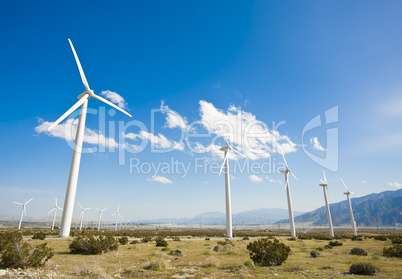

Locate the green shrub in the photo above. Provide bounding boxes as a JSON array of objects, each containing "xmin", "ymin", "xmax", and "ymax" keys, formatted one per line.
[
  {"xmin": 352, "ymin": 236, "xmax": 363, "ymax": 241},
  {"xmin": 169, "ymin": 249, "xmax": 183, "ymax": 256},
  {"xmin": 217, "ymin": 239, "xmax": 234, "ymax": 247},
  {"xmin": 349, "ymin": 247, "xmax": 368, "ymax": 256},
  {"xmin": 130, "ymin": 240, "xmax": 139, "ymax": 245},
  {"xmin": 141, "ymin": 236, "xmax": 153, "ymax": 243},
  {"xmin": 310, "ymin": 250, "xmax": 320, "ymax": 258},
  {"xmin": 32, "ymin": 232, "xmax": 46, "ymax": 240},
  {"xmin": 316, "ymin": 247, "xmax": 324, "ymax": 251},
  {"xmin": 155, "ymin": 237, "xmax": 168, "ymax": 247},
  {"xmin": 324, "ymin": 245, "xmax": 333, "ymax": 249},
  {"xmin": 0, "ymin": 232, "xmax": 23, "ymax": 252},
  {"xmin": 247, "ymin": 239, "xmax": 291, "ymax": 266},
  {"xmin": 242, "ymin": 236, "xmax": 250, "ymax": 240},
  {"xmin": 0, "ymin": 235, "xmax": 53, "ymax": 269},
  {"xmin": 205, "ymin": 237, "xmax": 210, "ymax": 241},
  {"xmin": 161, "ymin": 247, "xmax": 170, "ymax": 252},
  {"xmin": 328, "ymin": 240, "xmax": 343, "ymax": 247},
  {"xmin": 350, "ymin": 262, "xmax": 380, "ymax": 275},
  {"xmin": 172, "ymin": 236, "xmax": 181, "ymax": 241},
  {"xmin": 391, "ymin": 237, "xmax": 402, "ymax": 244},
  {"xmin": 383, "ymin": 244, "xmax": 402, "ymax": 258},
  {"xmin": 69, "ymin": 235, "xmax": 119, "ymax": 255},
  {"xmin": 118, "ymin": 236, "xmax": 129, "ymax": 245},
  {"xmin": 373, "ymin": 235, "xmax": 387, "ymax": 241}
]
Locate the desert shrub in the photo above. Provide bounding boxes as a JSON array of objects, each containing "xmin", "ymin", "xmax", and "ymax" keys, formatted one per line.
[
  {"xmin": 247, "ymin": 239, "xmax": 291, "ymax": 266},
  {"xmin": 328, "ymin": 240, "xmax": 343, "ymax": 247},
  {"xmin": 0, "ymin": 231, "xmax": 23, "ymax": 252},
  {"xmin": 391, "ymin": 237, "xmax": 402, "ymax": 244},
  {"xmin": 169, "ymin": 249, "xmax": 183, "ymax": 256},
  {"xmin": 213, "ymin": 245, "xmax": 224, "ymax": 252},
  {"xmin": 310, "ymin": 250, "xmax": 320, "ymax": 258},
  {"xmin": 374, "ymin": 235, "xmax": 387, "ymax": 241},
  {"xmin": 243, "ymin": 260, "xmax": 254, "ymax": 268},
  {"xmin": 1, "ymin": 240, "xmax": 53, "ymax": 269},
  {"xmin": 141, "ymin": 236, "xmax": 153, "ymax": 243},
  {"xmin": 161, "ymin": 247, "xmax": 170, "ymax": 252},
  {"xmin": 69, "ymin": 235, "xmax": 118, "ymax": 255},
  {"xmin": 316, "ymin": 247, "xmax": 324, "ymax": 251},
  {"xmin": 155, "ymin": 237, "xmax": 168, "ymax": 247},
  {"xmin": 324, "ymin": 245, "xmax": 333, "ymax": 249},
  {"xmin": 352, "ymin": 236, "xmax": 363, "ymax": 241},
  {"xmin": 32, "ymin": 232, "xmax": 46, "ymax": 240},
  {"xmin": 118, "ymin": 236, "xmax": 129, "ymax": 245},
  {"xmin": 350, "ymin": 262, "xmax": 380, "ymax": 275},
  {"xmin": 349, "ymin": 247, "xmax": 368, "ymax": 256},
  {"xmin": 288, "ymin": 237, "xmax": 297, "ymax": 241},
  {"xmin": 205, "ymin": 237, "xmax": 210, "ymax": 241},
  {"xmin": 383, "ymin": 244, "xmax": 402, "ymax": 258},
  {"xmin": 242, "ymin": 236, "xmax": 250, "ymax": 240},
  {"xmin": 143, "ymin": 259, "xmax": 169, "ymax": 271},
  {"xmin": 217, "ymin": 239, "xmax": 234, "ymax": 247},
  {"xmin": 171, "ymin": 236, "xmax": 180, "ymax": 241},
  {"xmin": 130, "ymin": 240, "xmax": 139, "ymax": 244}
]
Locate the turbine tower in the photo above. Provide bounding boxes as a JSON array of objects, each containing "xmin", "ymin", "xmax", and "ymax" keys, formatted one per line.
[
  {"xmin": 48, "ymin": 198, "xmax": 63, "ymax": 230},
  {"xmin": 78, "ymin": 203, "xmax": 91, "ymax": 231},
  {"xmin": 48, "ymin": 39, "xmax": 132, "ymax": 237},
  {"xmin": 13, "ymin": 198, "xmax": 33, "ymax": 230},
  {"xmin": 319, "ymin": 170, "xmax": 334, "ymax": 238},
  {"xmin": 340, "ymin": 178, "xmax": 357, "ymax": 236},
  {"xmin": 112, "ymin": 206, "xmax": 122, "ymax": 231},
  {"xmin": 95, "ymin": 207, "xmax": 107, "ymax": 231},
  {"xmin": 219, "ymin": 137, "xmax": 246, "ymax": 238},
  {"xmin": 280, "ymin": 153, "xmax": 297, "ymax": 238}
]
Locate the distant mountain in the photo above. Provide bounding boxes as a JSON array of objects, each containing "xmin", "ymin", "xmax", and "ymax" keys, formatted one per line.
[
  {"xmin": 277, "ymin": 188, "xmax": 402, "ymax": 227},
  {"xmin": 137, "ymin": 208, "xmax": 304, "ymax": 225}
]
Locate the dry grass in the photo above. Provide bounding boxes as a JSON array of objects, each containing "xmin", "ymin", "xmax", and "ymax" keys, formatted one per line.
[{"xmin": 1, "ymin": 234, "xmax": 400, "ymax": 278}]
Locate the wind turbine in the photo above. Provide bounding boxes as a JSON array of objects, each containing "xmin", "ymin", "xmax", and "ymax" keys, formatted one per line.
[
  {"xmin": 219, "ymin": 137, "xmax": 246, "ymax": 238},
  {"xmin": 340, "ymin": 178, "xmax": 357, "ymax": 236},
  {"xmin": 112, "ymin": 206, "xmax": 122, "ymax": 231},
  {"xmin": 13, "ymin": 198, "xmax": 33, "ymax": 230},
  {"xmin": 48, "ymin": 198, "xmax": 63, "ymax": 230},
  {"xmin": 95, "ymin": 207, "xmax": 107, "ymax": 230},
  {"xmin": 319, "ymin": 170, "xmax": 334, "ymax": 238},
  {"xmin": 48, "ymin": 39, "xmax": 132, "ymax": 237},
  {"xmin": 280, "ymin": 153, "xmax": 298, "ymax": 238},
  {"xmin": 78, "ymin": 203, "xmax": 91, "ymax": 231}
]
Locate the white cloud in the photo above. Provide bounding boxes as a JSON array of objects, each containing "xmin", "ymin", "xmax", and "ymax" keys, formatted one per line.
[
  {"xmin": 362, "ymin": 180, "xmax": 367, "ymax": 183},
  {"xmin": 125, "ymin": 131, "xmax": 184, "ymax": 151},
  {"xmin": 198, "ymin": 100, "xmax": 296, "ymax": 160},
  {"xmin": 310, "ymin": 137, "xmax": 326, "ymax": 151},
  {"xmin": 249, "ymin": 175, "xmax": 263, "ymax": 183},
  {"xmin": 160, "ymin": 101, "xmax": 188, "ymax": 130},
  {"xmin": 101, "ymin": 90, "xmax": 128, "ymax": 109},
  {"xmin": 147, "ymin": 176, "xmax": 173, "ymax": 184},
  {"xmin": 35, "ymin": 118, "xmax": 119, "ymax": 148},
  {"xmin": 388, "ymin": 182, "xmax": 402, "ymax": 189},
  {"xmin": 265, "ymin": 176, "xmax": 279, "ymax": 184}
]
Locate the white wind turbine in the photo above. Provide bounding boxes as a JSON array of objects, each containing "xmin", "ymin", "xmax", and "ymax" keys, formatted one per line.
[
  {"xmin": 280, "ymin": 153, "xmax": 298, "ymax": 238},
  {"xmin": 48, "ymin": 198, "xmax": 63, "ymax": 230},
  {"xmin": 95, "ymin": 207, "xmax": 107, "ymax": 231},
  {"xmin": 219, "ymin": 137, "xmax": 246, "ymax": 238},
  {"xmin": 340, "ymin": 178, "xmax": 358, "ymax": 236},
  {"xmin": 13, "ymin": 198, "xmax": 33, "ymax": 230},
  {"xmin": 48, "ymin": 39, "xmax": 132, "ymax": 237},
  {"xmin": 112, "ymin": 206, "xmax": 122, "ymax": 231},
  {"xmin": 319, "ymin": 170, "xmax": 334, "ymax": 238},
  {"xmin": 78, "ymin": 203, "xmax": 91, "ymax": 231}
]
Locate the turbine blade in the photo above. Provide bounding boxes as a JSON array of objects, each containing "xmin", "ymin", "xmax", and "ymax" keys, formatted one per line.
[
  {"xmin": 340, "ymin": 177, "xmax": 350, "ymax": 192},
  {"xmin": 78, "ymin": 203, "xmax": 83, "ymax": 209},
  {"xmin": 118, "ymin": 213, "xmax": 122, "ymax": 218},
  {"xmin": 57, "ymin": 207, "xmax": 63, "ymax": 211},
  {"xmin": 13, "ymin": 202, "xmax": 23, "ymax": 206},
  {"xmin": 323, "ymin": 169, "xmax": 327, "ymax": 183},
  {"xmin": 224, "ymin": 136, "xmax": 230, "ymax": 148},
  {"xmin": 48, "ymin": 208, "xmax": 56, "ymax": 214},
  {"xmin": 281, "ymin": 152, "xmax": 290, "ymax": 170},
  {"xmin": 55, "ymin": 198, "xmax": 58, "ymax": 207},
  {"xmin": 290, "ymin": 172, "xmax": 298, "ymax": 181},
  {"xmin": 232, "ymin": 148, "xmax": 247, "ymax": 159},
  {"xmin": 320, "ymin": 179, "xmax": 326, "ymax": 184},
  {"xmin": 68, "ymin": 38, "xmax": 90, "ymax": 91},
  {"xmin": 102, "ymin": 208, "xmax": 107, "ymax": 212},
  {"xmin": 91, "ymin": 93, "xmax": 132, "ymax": 117},
  {"xmin": 25, "ymin": 198, "xmax": 33, "ymax": 205},
  {"xmin": 48, "ymin": 94, "xmax": 89, "ymax": 131},
  {"xmin": 95, "ymin": 207, "xmax": 99, "ymax": 211},
  {"xmin": 219, "ymin": 151, "xmax": 229, "ymax": 176}
]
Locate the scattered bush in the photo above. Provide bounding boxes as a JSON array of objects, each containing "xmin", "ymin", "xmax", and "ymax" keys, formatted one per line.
[
  {"xmin": 324, "ymin": 245, "xmax": 333, "ymax": 249},
  {"xmin": 383, "ymin": 244, "xmax": 402, "ymax": 258},
  {"xmin": 374, "ymin": 235, "xmax": 387, "ymax": 241},
  {"xmin": 242, "ymin": 236, "xmax": 250, "ymax": 240},
  {"xmin": 350, "ymin": 262, "xmax": 380, "ymax": 275},
  {"xmin": 328, "ymin": 240, "xmax": 343, "ymax": 247},
  {"xmin": 247, "ymin": 239, "xmax": 291, "ymax": 266},
  {"xmin": 349, "ymin": 247, "xmax": 368, "ymax": 256},
  {"xmin": 161, "ymin": 247, "xmax": 170, "ymax": 252},
  {"xmin": 172, "ymin": 236, "xmax": 181, "ymax": 241},
  {"xmin": 118, "ymin": 236, "xmax": 129, "ymax": 245},
  {"xmin": 213, "ymin": 245, "xmax": 224, "ymax": 252},
  {"xmin": 141, "ymin": 236, "xmax": 153, "ymax": 243},
  {"xmin": 169, "ymin": 249, "xmax": 183, "ymax": 257},
  {"xmin": 243, "ymin": 260, "xmax": 255, "ymax": 268},
  {"xmin": 69, "ymin": 235, "xmax": 119, "ymax": 255},
  {"xmin": 310, "ymin": 250, "xmax": 320, "ymax": 258},
  {"xmin": 130, "ymin": 240, "xmax": 139, "ymax": 245},
  {"xmin": 288, "ymin": 237, "xmax": 297, "ymax": 241},
  {"xmin": 155, "ymin": 237, "xmax": 168, "ymax": 247},
  {"xmin": 32, "ymin": 232, "xmax": 46, "ymax": 240},
  {"xmin": 0, "ymin": 233, "xmax": 53, "ymax": 269},
  {"xmin": 352, "ymin": 236, "xmax": 363, "ymax": 241},
  {"xmin": 391, "ymin": 237, "xmax": 402, "ymax": 244},
  {"xmin": 205, "ymin": 237, "xmax": 210, "ymax": 241},
  {"xmin": 217, "ymin": 239, "xmax": 234, "ymax": 247},
  {"xmin": 316, "ymin": 247, "xmax": 324, "ymax": 251}
]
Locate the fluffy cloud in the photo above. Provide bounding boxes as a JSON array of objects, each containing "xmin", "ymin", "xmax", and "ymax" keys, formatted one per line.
[
  {"xmin": 310, "ymin": 137, "xmax": 326, "ymax": 151},
  {"xmin": 198, "ymin": 100, "xmax": 296, "ymax": 159},
  {"xmin": 160, "ymin": 101, "xmax": 188, "ymax": 130},
  {"xmin": 388, "ymin": 182, "xmax": 402, "ymax": 189},
  {"xmin": 249, "ymin": 175, "xmax": 263, "ymax": 183},
  {"xmin": 35, "ymin": 118, "xmax": 119, "ymax": 148},
  {"xmin": 101, "ymin": 90, "xmax": 128, "ymax": 109},
  {"xmin": 125, "ymin": 131, "xmax": 184, "ymax": 151},
  {"xmin": 147, "ymin": 176, "xmax": 173, "ymax": 184}
]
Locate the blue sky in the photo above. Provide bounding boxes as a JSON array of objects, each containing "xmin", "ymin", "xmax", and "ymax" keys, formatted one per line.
[{"xmin": 1, "ymin": 1, "xmax": 402, "ymax": 222}]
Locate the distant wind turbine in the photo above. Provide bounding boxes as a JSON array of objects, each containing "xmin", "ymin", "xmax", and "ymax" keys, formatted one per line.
[
  {"xmin": 340, "ymin": 178, "xmax": 357, "ymax": 236},
  {"xmin": 48, "ymin": 39, "xmax": 132, "ymax": 237},
  {"xmin": 280, "ymin": 153, "xmax": 297, "ymax": 238},
  {"xmin": 319, "ymin": 170, "xmax": 334, "ymax": 238},
  {"xmin": 219, "ymin": 137, "xmax": 246, "ymax": 238},
  {"xmin": 48, "ymin": 198, "xmax": 63, "ymax": 230},
  {"xmin": 95, "ymin": 207, "xmax": 107, "ymax": 230},
  {"xmin": 78, "ymin": 203, "xmax": 91, "ymax": 231},
  {"xmin": 112, "ymin": 206, "xmax": 122, "ymax": 231},
  {"xmin": 13, "ymin": 198, "xmax": 33, "ymax": 230}
]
